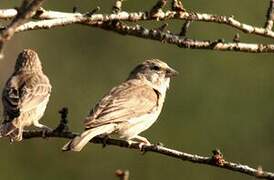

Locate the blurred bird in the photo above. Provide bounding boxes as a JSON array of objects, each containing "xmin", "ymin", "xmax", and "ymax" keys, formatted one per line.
[
  {"xmin": 0, "ymin": 49, "xmax": 52, "ymax": 142},
  {"xmin": 63, "ymin": 59, "xmax": 177, "ymax": 151}
]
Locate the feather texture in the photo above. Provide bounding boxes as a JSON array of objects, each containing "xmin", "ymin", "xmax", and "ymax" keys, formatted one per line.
[{"xmin": 1, "ymin": 49, "xmax": 51, "ymax": 141}]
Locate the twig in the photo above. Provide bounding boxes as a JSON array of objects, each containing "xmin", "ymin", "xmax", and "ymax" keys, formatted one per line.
[
  {"xmin": 84, "ymin": 7, "xmax": 100, "ymax": 17},
  {"xmin": 233, "ymin": 33, "xmax": 240, "ymax": 43},
  {"xmin": 179, "ymin": 20, "xmax": 192, "ymax": 36},
  {"xmin": 115, "ymin": 169, "xmax": 130, "ymax": 180},
  {"xmin": 156, "ymin": 23, "xmax": 169, "ymax": 32},
  {"xmin": 53, "ymin": 107, "xmax": 69, "ymax": 133},
  {"xmin": 150, "ymin": 0, "xmax": 168, "ymax": 18},
  {"xmin": 265, "ymin": 0, "xmax": 274, "ymax": 30},
  {"xmin": 0, "ymin": 0, "xmax": 46, "ymax": 58},
  {"xmin": 172, "ymin": 0, "xmax": 185, "ymax": 12},
  {"xmin": 113, "ymin": 0, "xmax": 124, "ymax": 14}
]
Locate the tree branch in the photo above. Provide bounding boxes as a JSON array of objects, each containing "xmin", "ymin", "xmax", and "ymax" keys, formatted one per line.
[
  {"xmin": 21, "ymin": 130, "xmax": 274, "ymax": 179},
  {"xmin": 0, "ymin": 0, "xmax": 46, "ymax": 58},
  {"xmin": 2, "ymin": 9, "xmax": 273, "ymax": 39},
  {"xmin": 0, "ymin": 3, "xmax": 273, "ymax": 54},
  {"xmin": 16, "ymin": 108, "xmax": 274, "ymax": 180},
  {"xmin": 265, "ymin": 0, "xmax": 274, "ymax": 30},
  {"xmin": 14, "ymin": 20, "xmax": 274, "ymax": 53}
]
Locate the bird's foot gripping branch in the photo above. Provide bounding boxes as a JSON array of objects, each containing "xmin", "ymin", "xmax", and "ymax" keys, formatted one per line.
[{"xmin": 20, "ymin": 107, "xmax": 274, "ymax": 180}]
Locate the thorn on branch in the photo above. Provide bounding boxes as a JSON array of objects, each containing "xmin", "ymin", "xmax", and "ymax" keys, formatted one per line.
[
  {"xmin": 115, "ymin": 169, "xmax": 130, "ymax": 180},
  {"xmin": 33, "ymin": 7, "xmax": 45, "ymax": 18},
  {"xmin": 72, "ymin": 6, "xmax": 78, "ymax": 13},
  {"xmin": 179, "ymin": 20, "xmax": 192, "ymax": 36},
  {"xmin": 256, "ymin": 166, "xmax": 264, "ymax": 177},
  {"xmin": 98, "ymin": 134, "xmax": 110, "ymax": 148},
  {"xmin": 265, "ymin": 0, "xmax": 274, "ymax": 30},
  {"xmin": 150, "ymin": 0, "xmax": 168, "ymax": 18},
  {"xmin": 211, "ymin": 149, "xmax": 225, "ymax": 166},
  {"xmin": 112, "ymin": 0, "xmax": 124, "ymax": 14},
  {"xmin": 172, "ymin": 0, "xmax": 186, "ymax": 12},
  {"xmin": 53, "ymin": 107, "xmax": 69, "ymax": 133},
  {"xmin": 210, "ymin": 38, "xmax": 225, "ymax": 48},
  {"xmin": 84, "ymin": 6, "xmax": 100, "ymax": 17},
  {"xmin": 156, "ymin": 23, "xmax": 168, "ymax": 31},
  {"xmin": 20, "ymin": 0, "xmax": 32, "ymax": 13},
  {"xmin": 156, "ymin": 142, "xmax": 164, "ymax": 146},
  {"xmin": 233, "ymin": 33, "xmax": 240, "ymax": 43},
  {"xmin": 111, "ymin": 0, "xmax": 125, "ymax": 27}
]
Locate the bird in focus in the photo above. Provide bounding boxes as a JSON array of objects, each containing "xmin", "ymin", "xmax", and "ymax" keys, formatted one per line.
[
  {"xmin": 0, "ymin": 49, "xmax": 52, "ymax": 142},
  {"xmin": 63, "ymin": 59, "xmax": 177, "ymax": 152}
]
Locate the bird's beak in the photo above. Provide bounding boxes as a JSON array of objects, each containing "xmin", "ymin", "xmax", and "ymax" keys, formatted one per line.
[{"xmin": 165, "ymin": 67, "xmax": 178, "ymax": 78}]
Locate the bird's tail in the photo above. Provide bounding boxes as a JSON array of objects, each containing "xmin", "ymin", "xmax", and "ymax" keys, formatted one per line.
[
  {"xmin": 0, "ymin": 121, "xmax": 22, "ymax": 141},
  {"xmin": 62, "ymin": 124, "xmax": 117, "ymax": 152}
]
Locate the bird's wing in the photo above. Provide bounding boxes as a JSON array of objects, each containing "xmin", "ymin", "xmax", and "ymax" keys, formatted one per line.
[
  {"xmin": 2, "ymin": 73, "xmax": 51, "ymax": 120},
  {"xmin": 84, "ymin": 79, "xmax": 159, "ymax": 129}
]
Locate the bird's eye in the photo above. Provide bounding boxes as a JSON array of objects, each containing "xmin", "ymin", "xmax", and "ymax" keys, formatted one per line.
[{"xmin": 151, "ymin": 65, "xmax": 161, "ymax": 71}]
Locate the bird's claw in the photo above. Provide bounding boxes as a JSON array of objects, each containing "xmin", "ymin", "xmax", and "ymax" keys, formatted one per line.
[
  {"xmin": 41, "ymin": 127, "xmax": 52, "ymax": 139},
  {"xmin": 156, "ymin": 142, "xmax": 164, "ymax": 147},
  {"xmin": 100, "ymin": 134, "xmax": 109, "ymax": 148},
  {"xmin": 138, "ymin": 142, "xmax": 146, "ymax": 151}
]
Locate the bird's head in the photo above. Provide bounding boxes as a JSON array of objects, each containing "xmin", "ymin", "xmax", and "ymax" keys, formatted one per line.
[
  {"xmin": 128, "ymin": 59, "xmax": 178, "ymax": 94},
  {"xmin": 15, "ymin": 49, "xmax": 42, "ymax": 72}
]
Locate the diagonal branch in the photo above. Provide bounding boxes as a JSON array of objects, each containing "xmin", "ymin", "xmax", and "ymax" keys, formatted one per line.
[
  {"xmin": 1, "ymin": 9, "xmax": 274, "ymax": 39},
  {"xmin": 265, "ymin": 0, "xmax": 274, "ymax": 30},
  {"xmin": 0, "ymin": 6, "xmax": 273, "ymax": 53},
  {"xmin": 13, "ymin": 107, "xmax": 272, "ymax": 180},
  {"xmin": 21, "ymin": 129, "xmax": 274, "ymax": 179},
  {"xmin": 0, "ymin": 0, "xmax": 46, "ymax": 58},
  {"xmin": 14, "ymin": 19, "xmax": 274, "ymax": 53}
]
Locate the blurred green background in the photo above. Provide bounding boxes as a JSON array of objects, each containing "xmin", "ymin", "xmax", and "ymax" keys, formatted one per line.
[{"xmin": 0, "ymin": 0, "xmax": 273, "ymax": 179}]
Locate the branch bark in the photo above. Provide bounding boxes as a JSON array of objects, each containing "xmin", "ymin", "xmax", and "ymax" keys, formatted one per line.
[
  {"xmin": 265, "ymin": 0, "xmax": 274, "ymax": 30},
  {"xmin": 3, "ymin": 9, "xmax": 273, "ymax": 39},
  {"xmin": 21, "ymin": 129, "xmax": 274, "ymax": 179},
  {"xmin": 0, "ymin": 1, "xmax": 274, "ymax": 179},
  {"xmin": 0, "ymin": 0, "xmax": 46, "ymax": 57},
  {"xmin": 11, "ymin": 108, "xmax": 271, "ymax": 180},
  {"xmin": 14, "ymin": 19, "xmax": 274, "ymax": 53},
  {"xmin": 0, "ymin": 3, "xmax": 273, "ymax": 54}
]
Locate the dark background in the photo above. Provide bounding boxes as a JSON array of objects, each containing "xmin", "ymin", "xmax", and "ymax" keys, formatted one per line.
[{"xmin": 0, "ymin": 0, "xmax": 273, "ymax": 179}]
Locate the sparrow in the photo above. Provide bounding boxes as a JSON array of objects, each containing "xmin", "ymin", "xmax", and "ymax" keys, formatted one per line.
[
  {"xmin": 0, "ymin": 49, "xmax": 52, "ymax": 142},
  {"xmin": 62, "ymin": 59, "xmax": 177, "ymax": 151}
]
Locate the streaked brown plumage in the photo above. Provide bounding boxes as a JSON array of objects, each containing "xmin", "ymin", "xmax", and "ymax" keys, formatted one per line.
[
  {"xmin": 0, "ymin": 49, "xmax": 51, "ymax": 142},
  {"xmin": 63, "ymin": 59, "xmax": 177, "ymax": 151}
]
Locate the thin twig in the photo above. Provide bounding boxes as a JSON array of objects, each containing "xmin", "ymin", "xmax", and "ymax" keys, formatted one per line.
[
  {"xmin": 0, "ymin": 0, "xmax": 46, "ymax": 58},
  {"xmin": 115, "ymin": 169, "xmax": 130, "ymax": 180},
  {"xmin": 172, "ymin": 0, "xmax": 185, "ymax": 12},
  {"xmin": 112, "ymin": 0, "xmax": 124, "ymax": 14},
  {"xmin": 265, "ymin": 0, "xmax": 274, "ymax": 30},
  {"xmin": 179, "ymin": 20, "xmax": 192, "ymax": 36},
  {"xmin": 150, "ymin": 0, "xmax": 168, "ymax": 18}
]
